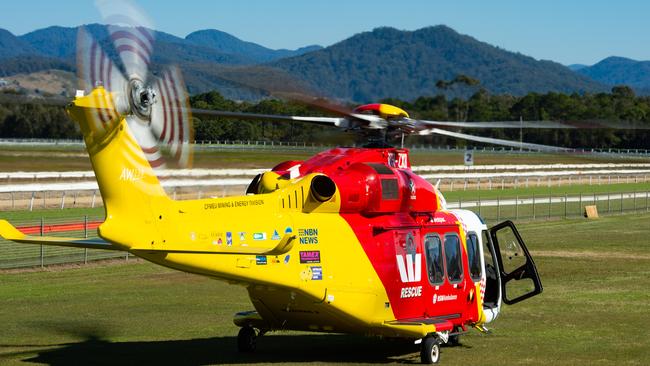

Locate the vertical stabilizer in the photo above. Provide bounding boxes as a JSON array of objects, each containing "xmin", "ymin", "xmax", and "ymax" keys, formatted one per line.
[{"xmin": 67, "ymin": 87, "xmax": 170, "ymax": 249}]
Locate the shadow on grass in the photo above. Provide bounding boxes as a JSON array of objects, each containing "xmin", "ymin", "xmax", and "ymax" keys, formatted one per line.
[{"xmin": 19, "ymin": 334, "xmax": 445, "ymax": 365}]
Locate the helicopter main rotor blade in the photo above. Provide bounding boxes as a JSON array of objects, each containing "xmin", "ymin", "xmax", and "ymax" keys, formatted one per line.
[
  {"xmin": 413, "ymin": 119, "xmax": 572, "ymax": 129},
  {"xmin": 190, "ymin": 108, "xmax": 353, "ymax": 128},
  {"xmin": 418, "ymin": 127, "xmax": 572, "ymax": 152},
  {"xmin": 413, "ymin": 119, "xmax": 650, "ymax": 130}
]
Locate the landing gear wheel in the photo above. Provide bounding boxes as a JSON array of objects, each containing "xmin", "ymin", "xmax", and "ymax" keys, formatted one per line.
[
  {"xmin": 420, "ymin": 336, "xmax": 441, "ymax": 364},
  {"xmin": 237, "ymin": 326, "xmax": 257, "ymax": 352}
]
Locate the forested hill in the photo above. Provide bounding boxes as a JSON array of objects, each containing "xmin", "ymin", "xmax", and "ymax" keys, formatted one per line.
[
  {"xmin": 273, "ymin": 26, "xmax": 607, "ymax": 102},
  {"xmin": 576, "ymin": 56, "xmax": 650, "ymax": 95},
  {"xmin": 2, "ymin": 87, "xmax": 649, "ymax": 150},
  {"xmin": 186, "ymin": 29, "xmax": 322, "ymax": 63}
]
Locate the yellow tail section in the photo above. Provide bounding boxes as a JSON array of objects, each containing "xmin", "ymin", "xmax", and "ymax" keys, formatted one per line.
[{"xmin": 67, "ymin": 87, "xmax": 171, "ymax": 249}]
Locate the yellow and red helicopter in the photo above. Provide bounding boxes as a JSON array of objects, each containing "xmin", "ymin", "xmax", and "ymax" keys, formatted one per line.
[{"xmin": 0, "ymin": 1, "xmax": 579, "ymax": 364}]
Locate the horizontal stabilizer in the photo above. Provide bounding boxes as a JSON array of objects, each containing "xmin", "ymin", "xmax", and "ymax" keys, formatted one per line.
[{"xmin": 0, "ymin": 220, "xmax": 119, "ymax": 251}]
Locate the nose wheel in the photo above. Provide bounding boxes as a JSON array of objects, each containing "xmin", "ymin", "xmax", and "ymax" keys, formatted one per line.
[{"xmin": 420, "ymin": 336, "xmax": 441, "ymax": 364}]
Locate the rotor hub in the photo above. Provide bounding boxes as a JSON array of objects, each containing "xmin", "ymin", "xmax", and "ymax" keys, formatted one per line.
[{"xmin": 127, "ymin": 78, "xmax": 156, "ymax": 121}]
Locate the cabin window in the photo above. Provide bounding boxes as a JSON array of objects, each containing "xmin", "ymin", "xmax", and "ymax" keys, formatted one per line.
[
  {"xmin": 381, "ymin": 179, "xmax": 399, "ymax": 200},
  {"xmin": 444, "ymin": 234, "xmax": 463, "ymax": 283},
  {"xmin": 424, "ymin": 234, "xmax": 444, "ymax": 285},
  {"xmin": 467, "ymin": 232, "xmax": 482, "ymax": 282}
]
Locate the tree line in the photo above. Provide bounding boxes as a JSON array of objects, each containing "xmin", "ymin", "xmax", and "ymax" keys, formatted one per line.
[{"xmin": 1, "ymin": 86, "xmax": 649, "ymax": 149}]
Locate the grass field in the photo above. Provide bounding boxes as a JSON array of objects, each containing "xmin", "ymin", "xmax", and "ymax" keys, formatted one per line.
[
  {"xmin": 1, "ymin": 213, "xmax": 649, "ymax": 365},
  {"xmin": 2, "ymin": 144, "xmax": 648, "ymax": 171},
  {"xmin": 442, "ymin": 182, "xmax": 650, "ymax": 201}
]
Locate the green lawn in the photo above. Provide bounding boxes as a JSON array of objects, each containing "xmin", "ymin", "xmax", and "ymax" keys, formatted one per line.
[
  {"xmin": 443, "ymin": 182, "xmax": 650, "ymax": 201},
  {"xmin": 2, "ymin": 144, "xmax": 648, "ymax": 171},
  {"xmin": 1, "ymin": 213, "xmax": 649, "ymax": 365}
]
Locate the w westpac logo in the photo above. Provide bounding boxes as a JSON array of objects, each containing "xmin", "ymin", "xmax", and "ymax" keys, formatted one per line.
[{"xmin": 396, "ymin": 254, "xmax": 422, "ymax": 283}]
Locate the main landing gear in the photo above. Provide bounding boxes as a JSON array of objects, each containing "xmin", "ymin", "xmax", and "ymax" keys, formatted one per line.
[
  {"xmin": 418, "ymin": 333, "xmax": 448, "ymax": 364},
  {"xmin": 237, "ymin": 326, "xmax": 257, "ymax": 352},
  {"xmin": 237, "ymin": 325, "xmax": 268, "ymax": 353}
]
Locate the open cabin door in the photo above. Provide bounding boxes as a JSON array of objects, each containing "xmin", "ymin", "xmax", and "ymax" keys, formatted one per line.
[{"xmin": 489, "ymin": 221, "xmax": 543, "ymax": 305}]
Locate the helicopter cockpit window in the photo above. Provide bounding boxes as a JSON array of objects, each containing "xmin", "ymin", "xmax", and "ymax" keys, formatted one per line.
[
  {"xmin": 467, "ymin": 232, "xmax": 482, "ymax": 282},
  {"xmin": 444, "ymin": 234, "xmax": 463, "ymax": 283},
  {"xmin": 425, "ymin": 234, "xmax": 444, "ymax": 285}
]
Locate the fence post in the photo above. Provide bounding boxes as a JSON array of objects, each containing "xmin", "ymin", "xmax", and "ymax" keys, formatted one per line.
[
  {"xmin": 646, "ymin": 191, "xmax": 649, "ymax": 212},
  {"xmin": 60, "ymin": 191, "xmax": 66, "ymax": 209},
  {"xmin": 548, "ymin": 194, "xmax": 552, "ymax": 219},
  {"xmin": 579, "ymin": 193, "xmax": 582, "ymax": 214},
  {"xmin": 621, "ymin": 192, "xmax": 624, "ymax": 214},
  {"xmin": 91, "ymin": 191, "xmax": 96, "ymax": 208},
  {"xmin": 532, "ymin": 194, "xmax": 536, "ymax": 219},
  {"xmin": 29, "ymin": 192, "xmax": 35, "ymax": 211},
  {"xmin": 496, "ymin": 196, "xmax": 500, "ymax": 221},
  {"xmin": 634, "ymin": 190, "xmax": 637, "ymax": 211},
  {"xmin": 515, "ymin": 195, "xmax": 519, "ymax": 220},
  {"xmin": 40, "ymin": 217, "xmax": 44, "ymax": 268},
  {"xmin": 564, "ymin": 193, "xmax": 567, "ymax": 219},
  {"xmin": 608, "ymin": 192, "xmax": 611, "ymax": 213},
  {"xmin": 11, "ymin": 192, "xmax": 14, "ymax": 210},
  {"xmin": 478, "ymin": 194, "xmax": 482, "ymax": 216},
  {"xmin": 459, "ymin": 197, "xmax": 462, "ymax": 209},
  {"xmin": 84, "ymin": 215, "xmax": 88, "ymax": 265}
]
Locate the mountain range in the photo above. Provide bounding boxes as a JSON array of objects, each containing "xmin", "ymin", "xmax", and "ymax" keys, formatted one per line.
[
  {"xmin": 574, "ymin": 56, "xmax": 650, "ymax": 94},
  {"xmin": 0, "ymin": 24, "xmax": 648, "ymax": 101}
]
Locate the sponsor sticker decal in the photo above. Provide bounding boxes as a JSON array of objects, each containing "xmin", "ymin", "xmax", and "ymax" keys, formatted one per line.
[
  {"xmin": 255, "ymin": 255, "xmax": 267, "ymax": 265},
  {"xmin": 298, "ymin": 228, "xmax": 319, "ymax": 244},
  {"xmin": 239, "ymin": 232, "xmax": 246, "ymax": 242},
  {"xmin": 272, "ymin": 230, "xmax": 281, "ymax": 240},
  {"xmin": 299, "ymin": 251, "xmax": 321, "ymax": 264},
  {"xmin": 284, "ymin": 255, "xmax": 290, "ymax": 264},
  {"xmin": 284, "ymin": 227, "xmax": 293, "ymax": 234},
  {"xmin": 311, "ymin": 266, "xmax": 323, "ymax": 280},
  {"xmin": 432, "ymin": 294, "xmax": 458, "ymax": 304},
  {"xmin": 226, "ymin": 232, "xmax": 233, "ymax": 246},
  {"xmin": 253, "ymin": 232, "xmax": 267, "ymax": 241}
]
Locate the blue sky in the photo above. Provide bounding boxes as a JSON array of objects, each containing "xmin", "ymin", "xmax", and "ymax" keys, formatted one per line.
[{"xmin": 1, "ymin": 0, "xmax": 649, "ymax": 65}]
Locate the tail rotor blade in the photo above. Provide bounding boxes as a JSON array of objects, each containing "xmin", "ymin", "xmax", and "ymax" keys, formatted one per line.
[
  {"xmin": 76, "ymin": 26, "xmax": 128, "ymax": 133},
  {"xmin": 97, "ymin": 0, "xmax": 154, "ymax": 81},
  {"xmin": 151, "ymin": 67, "xmax": 193, "ymax": 168},
  {"xmin": 126, "ymin": 115, "xmax": 166, "ymax": 169}
]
